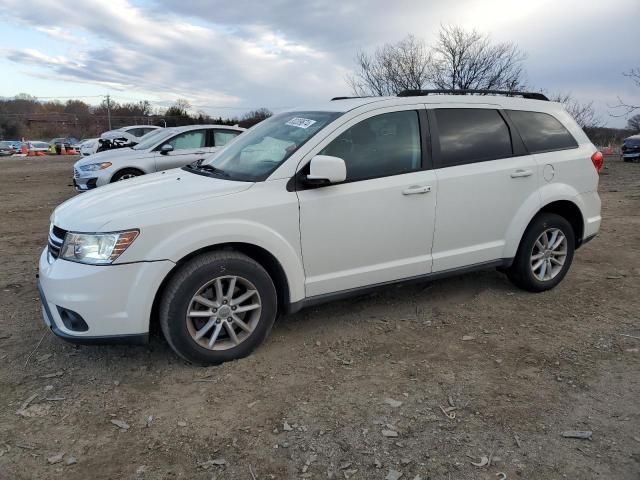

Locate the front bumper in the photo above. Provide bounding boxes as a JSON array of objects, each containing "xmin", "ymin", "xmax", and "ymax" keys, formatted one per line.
[
  {"xmin": 38, "ymin": 248, "xmax": 174, "ymax": 342},
  {"xmin": 73, "ymin": 176, "xmax": 98, "ymax": 191}
]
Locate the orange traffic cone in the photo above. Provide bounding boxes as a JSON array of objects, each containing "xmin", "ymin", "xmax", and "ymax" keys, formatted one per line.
[
  {"xmin": 60, "ymin": 142, "xmax": 66, "ymax": 155},
  {"xmin": 605, "ymin": 144, "xmax": 613, "ymax": 155},
  {"xmin": 21, "ymin": 138, "xmax": 28, "ymax": 155}
]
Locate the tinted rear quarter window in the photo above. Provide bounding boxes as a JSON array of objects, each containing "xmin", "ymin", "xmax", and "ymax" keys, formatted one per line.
[
  {"xmin": 507, "ymin": 110, "xmax": 578, "ymax": 153},
  {"xmin": 434, "ymin": 109, "xmax": 512, "ymax": 167}
]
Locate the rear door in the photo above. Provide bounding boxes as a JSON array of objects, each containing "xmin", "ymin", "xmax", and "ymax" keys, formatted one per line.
[
  {"xmin": 429, "ymin": 105, "xmax": 540, "ymax": 271},
  {"xmin": 154, "ymin": 128, "xmax": 209, "ymax": 171},
  {"xmin": 212, "ymin": 129, "xmax": 242, "ymax": 153}
]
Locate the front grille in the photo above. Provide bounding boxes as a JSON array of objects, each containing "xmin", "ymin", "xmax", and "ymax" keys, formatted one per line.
[{"xmin": 48, "ymin": 225, "xmax": 67, "ymax": 260}]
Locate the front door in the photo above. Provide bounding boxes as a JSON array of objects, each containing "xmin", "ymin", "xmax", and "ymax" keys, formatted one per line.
[
  {"xmin": 297, "ymin": 107, "xmax": 437, "ymax": 297},
  {"xmin": 154, "ymin": 129, "xmax": 210, "ymax": 171}
]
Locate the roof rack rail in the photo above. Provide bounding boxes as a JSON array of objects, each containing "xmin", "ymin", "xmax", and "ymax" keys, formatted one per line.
[
  {"xmin": 330, "ymin": 96, "xmax": 377, "ymax": 101},
  {"xmin": 397, "ymin": 89, "xmax": 549, "ymax": 101}
]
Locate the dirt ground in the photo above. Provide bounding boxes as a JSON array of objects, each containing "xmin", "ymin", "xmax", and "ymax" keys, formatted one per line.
[{"xmin": 0, "ymin": 154, "xmax": 638, "ymax": 480}]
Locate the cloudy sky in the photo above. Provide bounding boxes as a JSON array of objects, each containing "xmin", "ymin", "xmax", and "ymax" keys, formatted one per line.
[{"xmin": 0, "ymin": 0, "xmax": 638, "ymax": 126}]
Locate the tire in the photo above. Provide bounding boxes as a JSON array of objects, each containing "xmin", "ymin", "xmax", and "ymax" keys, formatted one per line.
[
  {"xmin": 111, "ymin": 168, "xmax": 143, "ymax": 182},
  {"xmin": 159, "ymin": 251, "xmax": 278, "ymax": 365},
  {"xmin": 507, "ymin": 213, "xmax": 575, "ymax": 293}
]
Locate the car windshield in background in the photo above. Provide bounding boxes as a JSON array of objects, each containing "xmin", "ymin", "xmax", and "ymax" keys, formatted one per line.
[
  {"xmin": 199, "ymin": 111, "xmax": 342, "ymax": 181},
  {"xmin": 132, "ymin": 128, "xmax": 172, "ymax": 150}
]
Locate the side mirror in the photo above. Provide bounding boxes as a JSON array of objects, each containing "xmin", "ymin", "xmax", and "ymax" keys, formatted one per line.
[
  {"xmin": 306, "ymin": 155, "xmax": 346, "ymax": 185},
  {"xmin": 160, "ymin": 143, "xmax": 174, "ymax": 154}
]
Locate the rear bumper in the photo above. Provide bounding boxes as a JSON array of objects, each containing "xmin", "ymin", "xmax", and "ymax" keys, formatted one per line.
[{"xmin": 577, "ymin": 191, "xmax": 601, "ymax": 241}]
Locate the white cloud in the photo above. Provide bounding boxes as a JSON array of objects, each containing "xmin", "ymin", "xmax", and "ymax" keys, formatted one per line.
[{"xmin": 0, "ymin": 0, "xmax": 638, "ymax": 125}]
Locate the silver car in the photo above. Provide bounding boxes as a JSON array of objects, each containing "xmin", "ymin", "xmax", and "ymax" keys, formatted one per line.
[{"xmin": 72, "ymin": 124, "xmax": 244, "ymax": 191}]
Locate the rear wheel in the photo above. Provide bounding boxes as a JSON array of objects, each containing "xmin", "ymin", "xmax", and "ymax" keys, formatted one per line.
[
  {"xmin": 507, "ymin": 213, "xmax": 575, "ymax": 292},
  {"xmin": 159, "ymin": 251, "xmax": 277, "ymax": 365},
  {"xmin": 112, "ymin": 168, "xmax": 143, "ymax": 182}
]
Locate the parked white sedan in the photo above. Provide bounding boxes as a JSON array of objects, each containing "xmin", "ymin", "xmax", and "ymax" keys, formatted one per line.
[
  {"xmin": 78, "ymin": 138, "xmax": 99, "ymax": 156},
  {"xmin": 99, "ymin": 125, "xmax": 161, "ymax": 147},
  {"xmin": 73, "ymin": 124, "xmax": 244, "ymax": 190}
]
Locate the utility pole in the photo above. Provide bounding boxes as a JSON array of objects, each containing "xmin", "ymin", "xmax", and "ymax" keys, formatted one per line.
[{"xmin": 105, "ymin": 94, "xmax": 112, "ymax": 130}]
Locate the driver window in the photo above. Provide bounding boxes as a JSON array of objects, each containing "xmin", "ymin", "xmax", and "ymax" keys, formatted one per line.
[
  {"xmin": 167, "ymin": 130, "xmax": 206, "ymax": 150},
  {"xmin": 320, "ymin": 110, "xmax": 421, "ymax": 182}
]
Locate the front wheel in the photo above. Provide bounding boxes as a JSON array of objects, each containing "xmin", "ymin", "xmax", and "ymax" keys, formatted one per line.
[
  {"xmin": 507, "ymin": 213, "xmax": 575, "ymax": 292},
  {"xmin": 111, "ymin": 168, "xmax": 143, "ymax": 182},
  {"xmin": 159, "ymin": 251, "xmax": 277, "ymax": 365}
]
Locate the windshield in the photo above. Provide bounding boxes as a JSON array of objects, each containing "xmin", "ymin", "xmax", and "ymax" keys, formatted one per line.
[
  {"xmin": 199, "ymin": 111, "xmax": 341, "ymax": 181},
  {"xmin": 132, "ymin": 128, "xmax": 171, "ymax": 150}
]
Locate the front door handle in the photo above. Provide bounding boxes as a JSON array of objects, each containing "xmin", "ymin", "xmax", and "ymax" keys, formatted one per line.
[
  {"xmin": 194, "ymin": 151, "xmax": 206, "ymax": 155},
  {"xmin": 510, "ymin": 169, "xmax": 533, "ymax": 178},
  {"xmin": 402, "ymin": 185, "xmax": 432, "ymax": 195}
]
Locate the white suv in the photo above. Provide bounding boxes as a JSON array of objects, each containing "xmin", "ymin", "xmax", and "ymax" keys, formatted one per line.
[{"xmin": 38, "ymin": 90, "xmax": 602, "ymax": 365}]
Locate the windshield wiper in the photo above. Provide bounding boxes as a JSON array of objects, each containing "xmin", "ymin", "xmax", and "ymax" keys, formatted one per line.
[
  {"xmin": 200, "ymin": 164, "xmax": 230, "ymax": 177},
  {"xmin": 189, "ymin": 162, "xmax": 230, "ymax": 177}
]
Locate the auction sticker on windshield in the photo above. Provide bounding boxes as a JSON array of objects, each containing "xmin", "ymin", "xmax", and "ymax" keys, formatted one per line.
[{"xmin": 285, "ymin": 117, "xmax": 317, "ymax": 129}]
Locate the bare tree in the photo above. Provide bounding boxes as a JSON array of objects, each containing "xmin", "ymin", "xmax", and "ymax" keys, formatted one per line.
[
  {"xmin": 429, "ymin": 25, "xmax": 526, "ymax": 91},
  {"xmin": 551, "ymin": 93, "xmax": 603, "ymax": 129},
  {"xmin": 628, "ymin": 113, "xmax": 640, "ymax": 132},
  {"xmin": 347, "ymin": 26, "xmax": 526, "ymax": 96},
  {"xmin": 612, "ymin": 68, "xmax": 640, "ymax": 116},
  {"xmin": 347, "ymin": 35, "xmax": 431, "ymax": 96}
]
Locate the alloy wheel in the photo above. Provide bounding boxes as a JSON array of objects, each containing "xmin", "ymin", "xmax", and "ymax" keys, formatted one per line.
[
  {"xmin": 185, "ymin": 275, "xmax": 262, "ymax": 351},
  {"xmin": 530, "ymin": 228, "xmax": 568, "ymax": 282}
]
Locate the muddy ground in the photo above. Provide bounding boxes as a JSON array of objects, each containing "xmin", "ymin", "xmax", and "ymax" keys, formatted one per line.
[{"xmin": 0, "ymin": 154, "xmax": 638, "ymax": 480}]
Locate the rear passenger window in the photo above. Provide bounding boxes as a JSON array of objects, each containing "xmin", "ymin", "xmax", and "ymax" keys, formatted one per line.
[
  {"xmin": 320, "ymin": 110, "xmax": 421, "ymax": 182},
  {"xmin": 434, "ymin": 109, "xmax": 512, "ymax": 167},
  {"xmin": 214, "ymin": 130, "xmax": 240, "ymax": 147},
  {"xmin": 506, "ymin": 110, "xmax": 578, "ymax": 153}
]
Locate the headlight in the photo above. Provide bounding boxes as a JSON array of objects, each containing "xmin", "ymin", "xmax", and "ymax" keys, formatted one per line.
[
  {"xmin": 60, "ymin": 230, "xmax": 139, "ymax": 265},
  {"xmin": 79, "ymin": 162, "xmax": 112, "ymax": 171}
]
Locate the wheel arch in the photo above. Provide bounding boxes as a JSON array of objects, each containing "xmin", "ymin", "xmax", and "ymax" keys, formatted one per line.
[
  {"xmin": 504, "ymin": 184, "xmax": 588, "ymax": 259},
  {"xmin": 150, "ymin": 242, "xmax": 292, "ymax": 333},
  {"xmin": 110, "ymin": 166, "xmax": 146, "ymax": 182},
  {"xmin": 538, "ymin": 200, "xmax": 585, "ymax": 247}
]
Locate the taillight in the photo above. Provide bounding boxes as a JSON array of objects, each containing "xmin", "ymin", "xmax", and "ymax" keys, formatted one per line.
[{"xmin": 591, "ymin": 151, "xmax": 604, "ymax": 174}]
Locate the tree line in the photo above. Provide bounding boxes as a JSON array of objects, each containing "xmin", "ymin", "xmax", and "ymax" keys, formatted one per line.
[{"xmin": 0, "ymin": 94, "xmax": 272, "ymax": 141}]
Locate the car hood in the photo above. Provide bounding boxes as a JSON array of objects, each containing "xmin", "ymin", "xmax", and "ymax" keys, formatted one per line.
[
  {"xmin": 74, "ymin": 147, "xmax": 149, "ymax": 166},
  {"xmin": 52, "ymin": 169, "xmax": 254, "ymax": 231}
]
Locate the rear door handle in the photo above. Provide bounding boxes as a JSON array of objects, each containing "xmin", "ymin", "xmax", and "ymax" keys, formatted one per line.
[
  {"xmin": 510, "ymin": 169, "xmax": 533, "ymax": 178},
  {"xmin": 194, "ymin": 151, "xmax": 206, "ymax": 155},
  {"xmin": 402, "ymin": 185, "xmax": 432, "ymax": 195}
]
